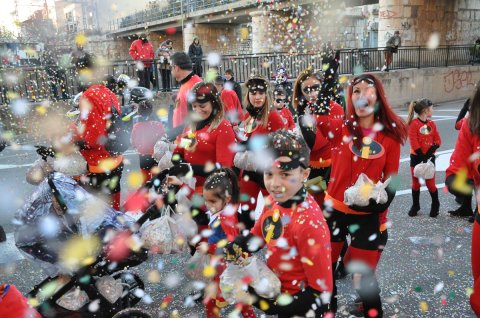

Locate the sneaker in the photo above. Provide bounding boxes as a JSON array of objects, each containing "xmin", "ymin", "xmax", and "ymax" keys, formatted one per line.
[
  {"xmin": 381, "ymin": 65, "xmax": 387, "ymax": 72},
  {"xmin": 0, "ymin": 225, "xmax": 6, "ymax": 243}
]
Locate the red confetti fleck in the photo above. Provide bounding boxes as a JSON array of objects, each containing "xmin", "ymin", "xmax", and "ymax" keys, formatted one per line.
[
  {"xmin": 162, "ymin": 294, "xmax": 173, "ymax": 305},
  {"xmin": 241, "ymin": 275, "xmax": 253, "ymax": 284},
  {"xmin": 368, "ymin": 309, "xmax": 378, "ymax": 317},
  {"xmin": 166, "ymin": 27, "xmax": 176, "ymax": 35},
  {"xmin": 123, "ymin": 190, "xmax": 149, "ymax": 212},
  {"xmin": 106, "ymin": 231, "xmax": 131, "ymax": 261}
]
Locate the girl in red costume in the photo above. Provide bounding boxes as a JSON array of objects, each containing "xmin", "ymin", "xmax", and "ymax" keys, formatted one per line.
[
  {"xmin": 227, "ymin": 130, "xmax": 333, "ymax": 317},
  {"xmin": 233, "ymin": 75, "xmax": 284, "ymax": 229},
  {"xmin": 445, "ymin": 83, "xmax": 480, "ymax": 316},
  {"xmin": 406, "ymin": 98, "xmax": 441, "ymax": 217},
  {"xmin": 292, "ymin": 67, "xmax": 344, "ymax": 207},
  {"xmin": 322, "ymin": 74, "xmax": 408, "ymax": 317}
]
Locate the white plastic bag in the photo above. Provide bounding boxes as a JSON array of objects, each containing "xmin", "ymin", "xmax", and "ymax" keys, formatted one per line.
[
  {"xmin": 413, "ymin": 159, "xmax": 435, "ymax": 180},
  {"xmin": 220, "ymin": 257, "xmax": 281, "ymax": 303},
  {"xmin": 95, "ymin": 276, "xmax": 123, "ymax": 304},
  {"xmin": 140, "ymin": 206, "xmax": 187, "ymax": 254},
  {"xmin": 185, "ymin": 251, "xmax": 211, "ymax": 281},
  {"xmin": 344, "ymin": 173, "xmax": 391, "ymax": 207}
]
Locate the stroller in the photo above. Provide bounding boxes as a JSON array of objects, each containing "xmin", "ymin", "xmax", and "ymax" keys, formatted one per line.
[{"xmin": 14, "ymin": 171, "xmax": 172, "ymax": 318}]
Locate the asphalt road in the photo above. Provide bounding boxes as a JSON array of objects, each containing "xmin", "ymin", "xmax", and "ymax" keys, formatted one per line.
[{"xmin": 0, "ymin": 99, "xmax": 476, "ymax": 318}]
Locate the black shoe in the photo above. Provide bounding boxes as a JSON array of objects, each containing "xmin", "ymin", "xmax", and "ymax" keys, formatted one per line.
[
  {"xmin": 429, "ymin": 190, "xmax": 440, "ymax": 218},
  {"xmin": 448, "ymin": 205, "xmax": 473, "ymax": 217},
  {"xmin": 0, "ymin": 225, "xmax": 6, "ymax": 243},
  {"xmin": 408, "ymin": 190, "xmax": 420, "ymax": 217},
  {"xmin": 455, "ymin": 195, "xmax": 463, "ymax": 204},
  {"xmin": 469, "ymin": 215, "xmax": 475, "ymax": 223},
  {"xmin": 349, "ymin": 302, "xmax": 364, "ymax": 317}
]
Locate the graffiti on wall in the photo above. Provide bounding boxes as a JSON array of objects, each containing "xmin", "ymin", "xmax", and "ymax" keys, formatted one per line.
[
  {"xmin": 379, "ymin": 9, "xmax": 398, "ymax": 19},
  {"xmin": 443, "ymin": 70, "xmax": 475, "ymax": 93}
]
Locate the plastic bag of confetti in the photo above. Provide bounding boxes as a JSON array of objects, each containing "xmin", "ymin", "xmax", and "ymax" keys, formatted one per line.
[
  {"xmin": 245, "ymin": 257, "xmax": 281, "ymax": 299},
  {"xmin": 219, "ymin": 261, "xmax": 250, "ymax": 303},
  {"xmin": 95, "ymin": 276, "xmax": 123, "ymax": 304},
  {"xmin": 344, "ymin": 173, "xmax": 391, "ymax": 206},
  {"xmin": 413, "ymin": 159, "xmax": 435, "ymax": 180},
  {"xmin": 184, "ymin": 251, "xmax": 211, "ymax": 281},
  {"xmin": 140, "ymin": 206, "xmax": 187, "ymax": 254}
]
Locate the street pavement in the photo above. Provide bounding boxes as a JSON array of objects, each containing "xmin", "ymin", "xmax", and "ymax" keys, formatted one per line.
[{"xmin": 0, "ymin": 99, "xmax": 476, "ymax": 317}]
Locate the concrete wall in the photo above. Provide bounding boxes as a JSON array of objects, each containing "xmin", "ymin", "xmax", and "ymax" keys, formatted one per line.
[{"xmin": 358, "ymin": 65, "xmax": 480, "ymax": 108}]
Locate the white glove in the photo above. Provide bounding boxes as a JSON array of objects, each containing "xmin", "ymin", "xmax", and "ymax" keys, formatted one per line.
[
  {"xmin": 153, "ymin": 139, "xmax": 175, "ymax": 161},
  {"xmin": 157, "ymin": 151, "xmax": 174, "ymax": 172},
  {"xmin": 234, "ymin": 151, "xmax": 257, "ymax": 171}
]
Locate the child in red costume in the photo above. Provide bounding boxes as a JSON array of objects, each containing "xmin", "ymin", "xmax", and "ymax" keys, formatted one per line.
[
  {"xmin": 73, "ymin": 84, "xmax": 125, "ymax": 210},
  {"xmin": 406, "ymin": 98, "xmax": 441, "ymax": 217},
  {"xmin": 293, "ymin": 67, "xmax": 344, "ymax": 207},
  {"xmin": 233, "ymin": 75, "xmax": 284, "ymax": 229},
  {"xmin": 320, "ymin": 74, "xmax": 408, "ymax": 317},
  {"xmin": 200, "ymin": 168, "xmax": 256, "ymax": 318},
  {"xmin": 273, "ymin": 86, "xmax": 295, "ymax": 130},
  {"xmin": 227, "ymin": 131, "xmax": 333, "ymax": 317},
  {"xmin": 0, "ymin": 284, "xmax": 41, "ymax": 318},
  {"xmin": 445, "ymin": 83, "xmax": 480, "ymax": 316}
]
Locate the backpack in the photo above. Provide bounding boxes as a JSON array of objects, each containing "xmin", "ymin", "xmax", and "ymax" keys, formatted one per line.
[{"xmin": 105, "ymin": 104, "xmax": 133, "ymax": 155}]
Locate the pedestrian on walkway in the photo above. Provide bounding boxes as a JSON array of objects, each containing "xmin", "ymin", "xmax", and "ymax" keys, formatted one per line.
[
  {"xmin": 156, "ymin": 39, "xmax": 174, "ymax": 92},
  {"xmin": 224, "ymin": 69, "xmax": 242, "ymax": 102},
  {"xmin": 188, "ymin": 36, "xmax": 203, "ymax": 77},
  {"xmin": 129, "ymin": 33, "xmax": 154, "ymax": 88},
  {"xmin": 382, "ymin": 31, "xmax": 401, "ymax": 72},
  {"xmin": 406, "ymin": 98, "xmax": 441, "ymax": 217},
  {"xmin": 322, "ymin": 73, "xmax": 408, "ymax": 317},
  {"xmin": 445, "ymin": 81, "xmax": 480, "ymax": 316},
  {"xmin": 170, "ymin": 52, "xmax": 202, "ymax": 133}
]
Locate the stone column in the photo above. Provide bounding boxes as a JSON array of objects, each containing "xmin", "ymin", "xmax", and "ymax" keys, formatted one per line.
[{"xmin": 250, "ymin": 10, "xmax": 273, "ymax": 54}]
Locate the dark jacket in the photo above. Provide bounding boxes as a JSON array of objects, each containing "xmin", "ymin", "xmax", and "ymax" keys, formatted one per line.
[{"xmin": 188, "ymin": 43, "xmax": 203, "ymax": 64}]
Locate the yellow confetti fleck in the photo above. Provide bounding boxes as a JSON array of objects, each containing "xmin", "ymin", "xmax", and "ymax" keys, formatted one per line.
[
  {"xmin": 452, "ymin": 167, "xmax": 473, "ymax": 195},
  {"xmin": 99, "ymin": 158, "xmax": 119, "ymax": 172},
  {"xmin": 448, "ymin": 270, "xmax": 455, "ymax": 276},
  {"xmin": 300, "ymin": 257, "xmax": 314, "ymax": 266},
  {"xmin": 466, "ymin": 287, "xmax": 474, "ymax": 297},
  {"xmin": 127, "ymin": 171, "xmax": 144, "ymax": 188},
  {"xmin": 419, "ymin": 301, "xmax": 428, "ymax": 312},
  {"xmin": 156, "ymin": 108, "xmax": 169, "ymax": 118},
  {"xmin": 203, "ymin": 265, "xmax": 216, "ymax": 278},
  {"xmin": 59, "ymin": 235, "xmax": 101, "ymax": 271},
  {"xmin": 259, "ymin": 299, "xmax": 270, "ymax": 311},
  {"xmin": 339, "ymin": 76, "xmax": 349, "ymax": 84},
  {"xmin": 75, "ymin": 33, "xmax": 88, "ymax": 46},
  {"xmin": 28, "ymin": 298, "xmax": 39, "ymax": 307},
  {"xmin": 147, "ymin": 270, "xmax": 161, "ymax": 283},
  {"xmin": 35, "ymin": 105, "xmax": 47, "ymax": 115},
  {"xmin": 217, "ymin": 239, "xmax": 228, "ymax": 248}
]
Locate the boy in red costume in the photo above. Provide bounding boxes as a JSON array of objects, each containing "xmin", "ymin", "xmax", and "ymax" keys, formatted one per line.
[
  {"xmin": 0, "ymin": 284, "xmax": 41, "ymax": 317},
  {"xmin": 227, "ymin": 130, "xmax": 333, "ymax": 317},
  {"xmin": 406, "ymin": 98, "xmax": 441, "ymax": 217}
]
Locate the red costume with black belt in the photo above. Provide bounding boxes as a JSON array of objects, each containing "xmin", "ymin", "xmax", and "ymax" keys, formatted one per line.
[
  {"xmin": 174, "ymin": 119, "xmax": 236, "ymax": 190},
  {"xmin": 73, "ymin": 85, "xmax": 124, "ymax": 209},
  {"xmin": 239, "ymin": 111, "xmax": 284, "ymax": 221},
  {"xmin": 250, "ymin": 194, "xmax": 333, "ymax": 296},
  {"xmin": 408, "ymin": 118, "xmax": 441, "ymax": 191},
  {"xmin": 445, "ymin": 120, "xmax": 480, "ymax": 316}
]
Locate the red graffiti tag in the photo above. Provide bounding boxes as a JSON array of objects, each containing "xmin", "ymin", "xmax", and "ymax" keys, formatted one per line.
[
  {"xmin": 443, "ymin": 70, "xmax": 475, "ymax": 93},
  {"xmin": 379, "ymin": 10, "xmax": 397, "ymax": 19}
]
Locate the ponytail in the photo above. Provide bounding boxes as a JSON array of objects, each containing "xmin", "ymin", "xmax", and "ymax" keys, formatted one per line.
[
  {"xmin": 407, "ymin": 101, "xmax": 416, "ymax": 124},
  {"xmin": 203, "ymin": 167, "xmax": 240, "ymax": 204}
]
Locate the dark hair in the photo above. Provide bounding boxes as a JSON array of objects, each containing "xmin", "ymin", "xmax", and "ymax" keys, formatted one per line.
[
  {"xmin": 171, "ymin": 52, "xmax": 192, "ymax": 70},
  {"xmin": 138, "ymin": 100, "xmax": 153, "ymax": 117},
  {"xmin": 346, "ymin": 73, "xmax": 408, "ymax": 146},
  {"xmin": 225, "ymin": 69, "xmax": 233, "ymax": 75},
  {"xmin": 267, "ymin": 130, "xmax": 310, "ymax": 167},
  {"xmin": 214, "ymin": 75, "xmax": 225, "ymax": 84},
  {"xmin": 203, "ymin": 168, "xmax": 240, "ymax": 203},
  {"xmin": 188, "ymin": 82, "xmax": 225, "ymax": 131},
  {"xmin": 469, "ymin": 81, "xmax": 480, "ymax": 135},
  {"xmin": 406, "ymin": 98, "xmax": 433, "ymax": 124},
  {"xmin": 273, "ymin": 85, "xmax": 286, "ymax": 96}
]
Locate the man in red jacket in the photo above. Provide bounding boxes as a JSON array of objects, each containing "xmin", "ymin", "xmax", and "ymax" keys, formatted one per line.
[
  {"xmin": 129, "ymin": 33, "xmax": 154, "ymax": 88},
  {"xmin": 214, "ymin": 75, "xmax": 243, "ymax": 124},
  {"xmin": 170, "ymin": 52, "xmax": 202, "ymax": 134}
]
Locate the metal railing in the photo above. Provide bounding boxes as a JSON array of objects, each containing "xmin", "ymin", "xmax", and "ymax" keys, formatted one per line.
[
  {"xmin": 109, "ymin": 0, "xmax": 242, "ymax": 31},
  {"xmin": 0, "ymin": 44, "xmax": 479, "ymax": 105}
]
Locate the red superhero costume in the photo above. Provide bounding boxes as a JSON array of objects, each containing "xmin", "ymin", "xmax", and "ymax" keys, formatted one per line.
[
  {"xmin": 0, "ymin": 284, "xmax": 41, "ymax": 318},
  {"xmin": 445, "ymin": 119, "xmax": 480, "ymax": 316},
  {"xmin": 221, "ymin": 89, "xmax": 243, "ymax": 120},
  {"xmin": 173, "ymin": 73, "xmax": 202, "ymax": 128},
  {"xmin": 174, "ymin": 119, "xmax": 236, "ymax": 190},
  {"xmin": 73, "ymin": 84, "xmax": 124, "ymax": 210},
  {"xmin": 276, "ymin": 107, "xmax": 295, "ymax": 130}
]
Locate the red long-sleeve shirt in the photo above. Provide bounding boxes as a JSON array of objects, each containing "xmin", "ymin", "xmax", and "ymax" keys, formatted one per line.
[
  {"xmin": 242, "ymin": 110, "xmax": 284, "ymax": 139},
  {"xmin": 74, "ymin": 85, "xmax": 122, "ymax": 167},
  {"xmin": 276, "ymin": 107, "xmax": 295, "ymax": 130},
  {"xmin": 408, "ymin": 118, "xmax": 441, "ymax": 154},
  {"xmin": 174, "ymin": 119, "xmax": 235, "ymax": 187},
  {"xmin": 173, "ymin": 73, "xmax": 202, "ymax": 128},
  {"xmin": 221, "ymin": 89, "xmax": 243, "ymax": 120},
  {"xmin": 251, "ymin": 194, "xmax": 332, "ymax": 295},
  {"xmin": 128, "ymin": 39, "xmax": 154, "ymax": 67}
]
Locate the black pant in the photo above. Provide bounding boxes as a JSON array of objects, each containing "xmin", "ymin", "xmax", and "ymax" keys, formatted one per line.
[
  {"xmin": 82, "ymin": 163, "xmax": 124, "ymax": 196},
  {"xmin": 137, "ymin": 67, "xmax": 151, "ymax": 88},
  {"xmin": 192, "ymin": 63, "xmax": 202, "ymax": 78},
  {"xmin": 160, "ymin": 69, "xmax": 171, "ymax": 91}
]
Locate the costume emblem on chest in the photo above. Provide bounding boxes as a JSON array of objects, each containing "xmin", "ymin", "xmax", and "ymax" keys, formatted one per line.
[
  {"xmin": 419, "ymin": 125, "xmax": 432, "ymax": 135},
  {"xmin": 349, "ymin": 137, "xmax": 385, "ymax": 159},
  {"xmin": 262, "ymin": 209, "xmax": 283, "ymax": 243},
  {"xmin": 244, "ymin": 117, "xmax": 258, "ymax": 134}
]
